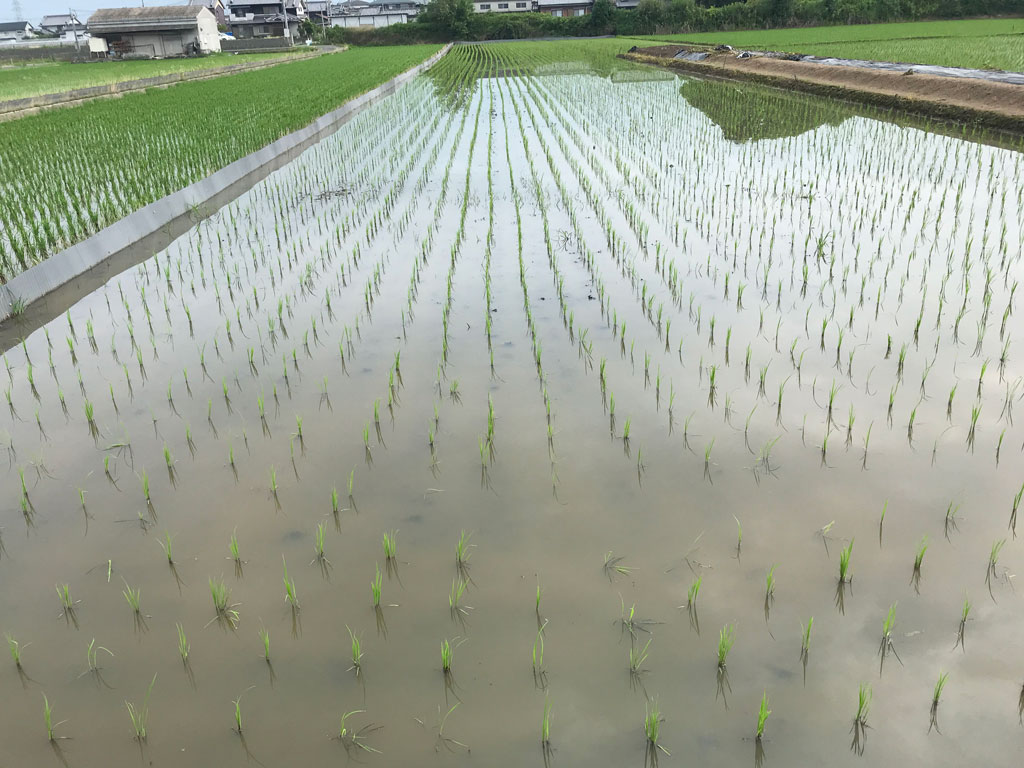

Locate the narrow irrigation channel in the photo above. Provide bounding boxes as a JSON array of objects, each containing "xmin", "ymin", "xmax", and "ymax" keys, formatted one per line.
[{"xmin": 1, "ymin": 39, "xmax": 1022, "ymax": 768}]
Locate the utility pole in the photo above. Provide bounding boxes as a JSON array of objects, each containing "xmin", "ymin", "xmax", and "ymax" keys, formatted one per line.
[{"xmin": 70, "ymin": 7, "xmax": 80, "ymax": 52}]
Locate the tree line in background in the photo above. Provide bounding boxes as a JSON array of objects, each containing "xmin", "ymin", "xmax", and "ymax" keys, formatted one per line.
[{"xmin": 319, "ymin": 0, "xmax": 1022, "ymax": 44}]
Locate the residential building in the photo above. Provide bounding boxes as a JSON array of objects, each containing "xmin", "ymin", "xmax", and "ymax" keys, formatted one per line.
[
  {"xmin": 328, "ymin": 1, "xmax": 425, "ymax": 28},
  {"xmin": 187, "ymin": 1, "xmax": 229, "ymax": 26},
  {"xmin": 0, "ymin": 21, "xmax": 36, "ymax": 43},
  {"xmin": 537, "ymin": 0, "xmax": 592, "ymax": 15},
  {"xmin": 227, "ymin": 1, "xmax": 306, "ymax": 40},
  {"xmin": 39, "ymin": 14, "xmax": 87, "ymax": 37},
  {"xmin": 472, "ymin": 0, "xmax": 532, "ymax": 12},
  {"xmin": 86, "ymin": 6, "xmax": 220, "ymax": 58}
]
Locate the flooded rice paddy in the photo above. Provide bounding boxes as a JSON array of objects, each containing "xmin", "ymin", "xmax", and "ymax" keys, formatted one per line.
[{"xmin": 1, "ymin": 40, "xmax": 1023, "ymax": 767}]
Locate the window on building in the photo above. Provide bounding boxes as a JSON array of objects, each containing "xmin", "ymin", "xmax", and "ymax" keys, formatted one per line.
[
  {"xmin": 515, "ymin": 2, "xmax": 526, "ymax": 6},
  {"xmin": 574, "ymin": 7, "xmax": 584, "ymax": 14},
  {"xmin": 480, "ymin": 2, "xmax": 491, "ymax": 7},
  {"xmin": 497, "ymin": 2, "xmax": 508, "ymax": 6}
]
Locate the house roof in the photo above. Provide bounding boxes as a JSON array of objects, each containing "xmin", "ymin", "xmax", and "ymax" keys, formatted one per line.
[
  {"xmin": 88, "ymin": 6, "xmax": 212, "ymax": 33},
  {"xmin": 41, "ymin": 14, "xmax": 76, "ymax": 26},
  {"xmin": 0, "ymin": 21, "xmax": 32, "ymax": 32}
]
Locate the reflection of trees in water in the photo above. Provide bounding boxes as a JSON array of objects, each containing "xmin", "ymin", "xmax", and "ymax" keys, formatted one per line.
[
  {"xmin": 425, "ymin": 54, "xmax": 671, "ymax": 113},
  {"xmin": 679, "ymin": 79, "xmax": 855, "ymax": 143}
]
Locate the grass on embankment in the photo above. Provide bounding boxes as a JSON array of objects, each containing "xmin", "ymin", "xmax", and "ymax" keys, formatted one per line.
[
  {"xmin": 0, "ymin": 50, "xmax": 312, "ymax": 101},
  {"xmin": 629, "ymin": 18, "xmax": 1024, "ymax": 72},
  {"xmin": 0, "ymin": 44, "xmax": 441, "ymax": 275}
]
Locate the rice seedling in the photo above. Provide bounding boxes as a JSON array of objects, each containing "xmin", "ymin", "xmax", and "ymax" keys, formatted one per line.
[
  {"xmin": 282, "ymin": 556, "xmax": 300, "ymax": 609},
  {"xmin": 382, "ymin": 530, "xmax": 398, "ymax": 561},
  {"xmin": 929, "ymin": 671, "xmax": 949, "ymax": 733},
  {"xmin": 756, "ymin": 691, "xmax": 771, "ymax": 740},
  {"xmin": 347, "ymin": 626, "xmax": 363, "ymax": 673},
  {"xmin": 1011, "ymin": 481, "xmax": 1023, "ymax": 536},
  {"xmin": 449, "ymin": 577, "xmax": 471, "ymax": 618},
  {"xmin": 176, "ymin": 623, "xmax": 189, "ymax": 664},
  {"xmin": 6, "ymin": 633, "xmax": 27, "ymax": 668},
  {"xmin": 208, "ymin": 577, "xmax": 239, "ymax": 629},
  {"xmin": 123, "ymin": 581, "xmax": 142, "ymax": 615},
  {"xmin": 55, "ymin": 583, "xmax": 76, "ymax": 619},
  {"xmin": 258, "ymin": 624, "xmax": 271, "ymax": 662},
  {"xmin": 629, "ymin": 636, "xmax": 651, "ymax": 676},
  {"xmin": 371, "ymin": 563, "xmax": 383, "ymax": 607},
  {"xmin": 954, "ymin": 594, "xmax": 971, "ymax": 651},
  {"xmin": 312, "ymin": 521, "xmax": 330, "ymax": 569},
  {"xmin": 455, "ymin": 530, "xmax": 474, "ymax": 572},
  {"xmin": 440, "ymin": 637, "xmax": 457, "ymax": 674},
  {"xmin": 231, "ymin": 687, "xmax": 254, "ymax": 734},
  {"xmin": 644, "ymin": 697, "xmax": 669, "ymax": 757},
  {"xmin": 125, "ymin": 674, "xmax": 157, "ymax": 742},
  {"xmin": 43, "ymin": 694, "xmax": 66, "ymax": 741},
  {"xmin": 878, "ymin": 603, "xmax": 901, "ymax": 669},
  {"xmin": 838, "ymin": 539, "xmax": 853, "ymax": 583},
  {"xmin": 541, "ymin": 698, "xmax": 553, "ymax": 755},
  {"xmin": 717, "ymin": 624, "xmax": 735, "ymax": 670},
  {"xmin": 911, "ymin": 535, "xmax": 928, "ymax": 591},
  {"xmin": 338, "ymin": 709, "xmax": 381, "ymax": 754}
]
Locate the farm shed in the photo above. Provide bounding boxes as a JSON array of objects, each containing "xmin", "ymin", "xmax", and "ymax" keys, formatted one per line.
[{"xmin": 87, "ymin": 6, "xmax": 221, "ymax": 59}]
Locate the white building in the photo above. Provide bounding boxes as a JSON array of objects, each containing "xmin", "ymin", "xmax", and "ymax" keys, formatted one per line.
[
  {"xmin": 328, "ymin": 1, "xmax": 425, "ymax": 28},
  {"xmin": 472, "ymin": 1, "xmax": 532, "ymax": 12},
  {"xmin": 0, "ymin": 21, "xmax": 36, "ymax": 43},
  {"xmin": 536, "ymin": 0, "xmax": 592, "ymax": 15},
  {"xmin": 87, "ymin": 6, "xmax": 221, "ymax": 58}
]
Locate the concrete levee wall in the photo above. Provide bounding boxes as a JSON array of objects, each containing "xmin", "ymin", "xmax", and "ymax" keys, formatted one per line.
[{"xmin": 0, "ymin": 43, "xmax": 451, "ymax": 327}]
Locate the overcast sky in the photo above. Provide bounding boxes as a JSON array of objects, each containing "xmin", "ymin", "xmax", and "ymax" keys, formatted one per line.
[{"xmin": 7, "ymin": 0, "xmax": 200, "ymax": 23}]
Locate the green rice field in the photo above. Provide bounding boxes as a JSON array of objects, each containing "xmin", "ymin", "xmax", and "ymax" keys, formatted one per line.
[
  {"xmin": 1, "ymin": 37, "xmax": 1023, "ymax": 768},
  {"xmin": 636, "ymin": 17, "xmax": 1024, "ymax": 71},
  {"xmin": 0, "ymin": 50, "xmax": 310, "ymax": 102}
]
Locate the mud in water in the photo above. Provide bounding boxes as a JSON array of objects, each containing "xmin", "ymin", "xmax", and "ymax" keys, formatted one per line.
[{"xmin": 0, "ymin": 41, "xmax": 1022, "ymax": 768}]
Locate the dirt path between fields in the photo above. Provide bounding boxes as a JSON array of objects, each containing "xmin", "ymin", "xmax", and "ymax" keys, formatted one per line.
[{"xmin": 624, "ymin": 46, "xmax": 1024, "ymax": 134}]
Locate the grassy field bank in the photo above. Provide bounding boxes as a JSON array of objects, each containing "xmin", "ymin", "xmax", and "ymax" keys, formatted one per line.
[
  {"xmin": 635, "ymin": 17, "xmax": 1024, "ymax": 71},
  {"xmin": 0, "ymin": 51, "xmax": 312, "ymax": 101},
  {"xmin": 0, "ymin": 44, "xmax": 440, "ymax": 279}
]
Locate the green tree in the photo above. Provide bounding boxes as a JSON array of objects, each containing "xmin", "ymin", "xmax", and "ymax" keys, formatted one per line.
[
  {"xmin": 634, "ymin": 0, "xmax": 666, "ymax": 33},
  {"xmin": 422, "ymin": 0, "xmax": 475, "ymax": 38},
  {"xmin": 590, "ymin": 0, "xmax": 616, "ymax": 31}
]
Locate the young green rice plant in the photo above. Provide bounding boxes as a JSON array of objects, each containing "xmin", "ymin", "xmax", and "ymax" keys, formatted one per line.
[
  {"xmin": 629, "ymin": 636, "xmax": 651, "ymax": 676},
  {"xmin": 269, "ymin": 466, "xmax": 278, "ymax": 496},
  {"xmin": 158, "ymin": 532, "xmax": 174, "ymax": 565},
  {"xmin": 455, "ymin": 530, "xmax": 473, "ymax": 573},
  {"xmin": 347, "ymin": 626, "xmax": 363, "ymax": 673},
  {"xmin": 1010, "ymin": 481, "xmax": 1023, "ymax": 536},
  {"xmin": 125, "ymin": 674, "xmax": 157, "ymax": 742},
  {"xmin": 838, "ymin": 539, "xmax": 853, "ymax": 583},
  {"xmin": 141, "ymin": 469, "xmax": 150, "ymax": 503},
  {"xmin": 338, "ymin": 709, "xmax": 381, "ymax": 754},
  {"xmin": 370, "ymin": 563, "xmax": 382, "ymax": 608},
  {"xmin": 229, "ymin": 529, "xmax": 242, "ymax": 568},
  {"xmin": 56, "ymin": 583, "xmax": 75, "ymax": 618},
  {"xmin": 851, "ymin": 682, "xmax": 871, "ymax": 754},
  {"xmin": 912, "ymin": 535, "xmax": 928, "ymax": 591},
  {"xmin": 541, "ymin": 698, "xmax": 552, "ymax": 754},
  {"xmin": 123, "ymin": 581, "xmax": 142, "ymax": 615},
  {"xmin": 176, "ymin": 623, "xmax": 189, "ymax": 664},
  {"xmin": 43, "ymin": 693, "xmax": 66, "ymax": 741},
  {"xmin": 717, "ymin": 624, "xmax": 735, "ymax": 670},
  {"xmin": 258, "ymin": 624, "xmax": 271, "ymax": 662},
  {"xmin": 6, "ymin": 632, "xmax": 27, "ymax": 668},
  {"xmin": 765, "ymin": 565, "xmax": 776, "ymax": 607},
  {"xmin": 644, "ymin": 697, "xmax": 669, "ymax": 757},
  {"xmin": 986, "ymin": 538, "xmax": 1007, "ymax": 594},
  {"xmin": 954, "ymin": 594, "xmax": 971, "ymax": 651},
  {"xmin": 312, "ymin": 521, "xmax": 329, "ymax": 567},
  {"xmin": 879, "ymin": 603, "xmax": 901, "ymax": 668},
  {"xmin": 756, "ymin": 691, "xmax": 771, "ymax": 740},
  {"xmin": 929, "ymin": 671, "xmax": 949, "ymax": 733},
  {"xmin": 282, "ymin": 556, "xmax": 299, "ymax": 609},
  {"xmin": 441, "ymin": 637, "xmax": 456, "ymax": 674},
  {"xmin": 800, "ymin": 617, "xmax": 813, "ymax": 660},
  {"xmin": 533, "ymin": 619, "xmax": 548, "ymax": 675},
  {"xmin": 208, "ymin": 577, "xmax": 239, "ymax": 629},
  {"xmin": 231, "ymin": 687, "xmax": 254, "ymax": 734},
  {"xmin": 382, "ymin": 530, "xmax": 397, "ymax": 561},
  {"xmin": 449, "ymin": 577, "xmax": 471, "ymax": 618}
]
